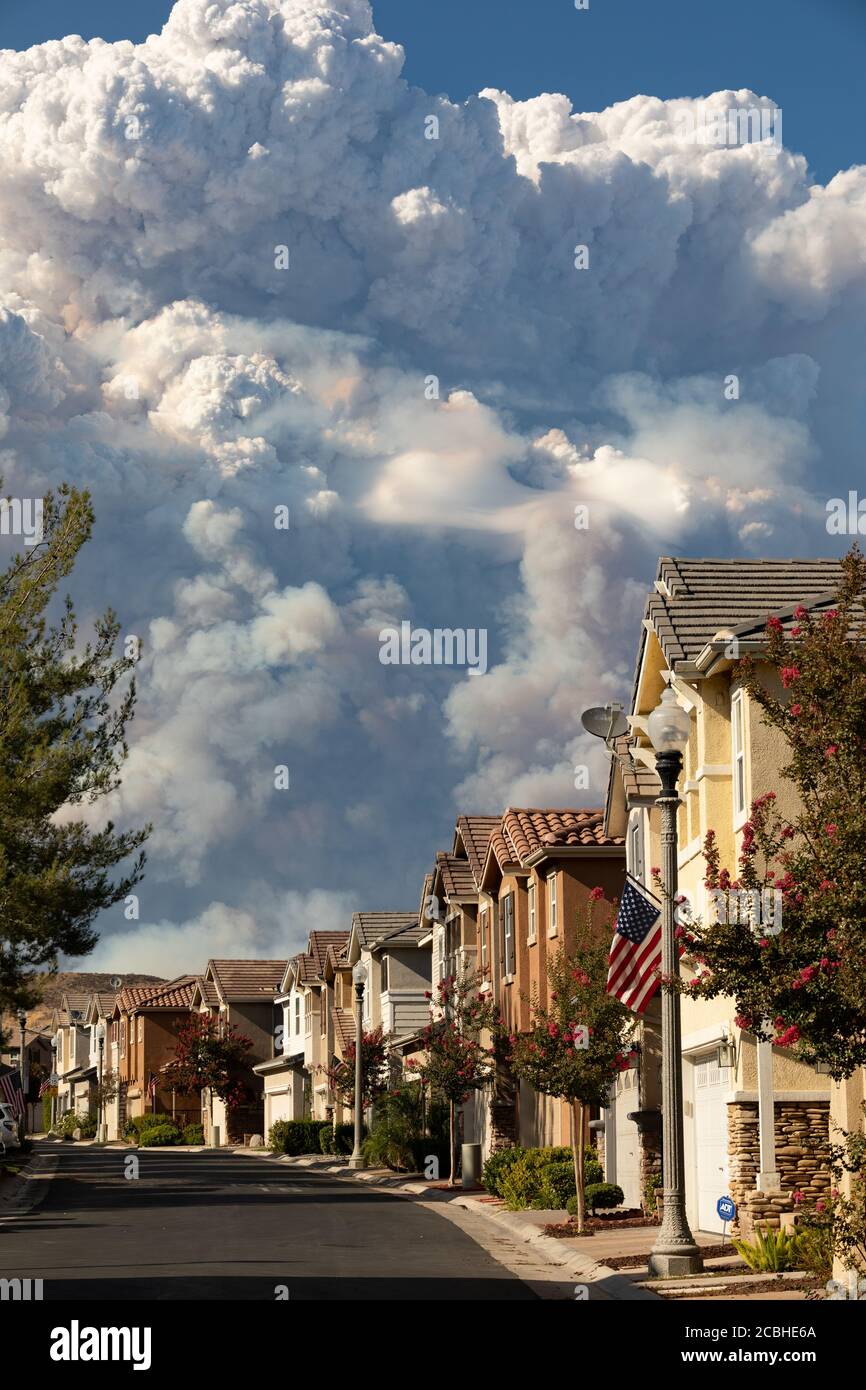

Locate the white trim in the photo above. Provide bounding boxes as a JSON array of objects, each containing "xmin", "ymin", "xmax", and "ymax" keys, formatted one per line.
[
  {"xmin": 694, "ymin": 763, "xmax": 732, "ymax": 780},
  {"xmin": 677, "ymin": 835, "xmax": 703, "ymax": 869},
  {"xmin": 683, "ymin": 1022, "xmax": 730, "ymax": 1051}
]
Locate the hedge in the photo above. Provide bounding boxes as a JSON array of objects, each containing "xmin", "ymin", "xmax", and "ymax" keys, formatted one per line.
[{"xmin": 269, "ymin": 1119, "xmax": 331, "ymax": 1155}]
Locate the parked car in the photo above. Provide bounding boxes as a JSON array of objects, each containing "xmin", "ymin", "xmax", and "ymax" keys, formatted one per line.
[{"xmin": 0, "ymin": 1102, "xmax": 20, "ymax": 1151}]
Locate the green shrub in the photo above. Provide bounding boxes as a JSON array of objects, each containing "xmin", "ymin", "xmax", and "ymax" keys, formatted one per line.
[
  {"xmin": 481, "ymin": 1146, "xmax": 526, "ymax": 1197},
  {"xmin": 56, "ymin": 1112, "xmax": 80, "ymax": 1138},
  {"xmin": 500, "ymin": 1147, "xmax": 579, "ymax": 1210},
  {"xmin": 42, "ymin": 1093, "xmax": 54, "ymax": 1133},
  {"xmin": 125, "ymin": 1113, "xmax": 171, "ymax": 1140},
  {"xmin": 334, "ymin": 1122, "xmax": 363, "ymax": 1155},
  {"xmin": 181, "ymin": 1123, "xmax": 204, "ymax": 1146},
  {"xmin": 733, "ymin": 1225, "xmax": 802, "ymax": 1273},
  {"xmin": 585, "ymin": 1182, "xmax": 624, "ymax": 1214},
  {"xmin": 268, "ymin": 1119, "xmax": 330, "ymax": 1156},
  {"xmin": 319, "ymin": 1126, "xmax": 335, "ymax": 1154},
  {"xmin": 644, "ymin": 1173, "xmax": 664, "ymax": 1215},
  {"xmin": 77, "ymin": 1113, "xmax": 98, "ymax": 1139},
  {"xmin": 539, "ymin": 1160, "xmax": 577, "ymax": 1210},
  {"xmin": 138, "ymin": 1123, "xmax": 181, "ymax": 1147},
  {"xmin": 796, "ymin": 1218, "xmax": 834, "ymax": 1280}
]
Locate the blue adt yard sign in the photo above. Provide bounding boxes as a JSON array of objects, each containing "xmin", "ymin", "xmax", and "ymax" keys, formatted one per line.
[{"xmin": 717, "ymin": 1196, "xmax": 736, "ymax": 1222}]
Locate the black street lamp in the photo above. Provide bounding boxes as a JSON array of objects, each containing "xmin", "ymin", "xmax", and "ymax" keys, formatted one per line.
[{"xmin": 348, "ymin": 960, "xmax": 368, "ymax": 1170}]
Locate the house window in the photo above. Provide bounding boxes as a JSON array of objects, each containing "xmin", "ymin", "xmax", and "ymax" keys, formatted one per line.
[
  {"xmin": 137, "ymin": 1016, "xmax": 143, "ymax": 1043},
  {"xmin": 305, "ymin": 996, "xmax": 311, "ymax": 1037},
  {"xmin": 120, "ymin": 1021, "xmax": 126, "ymax": 1057},
  {"xmin": 438, "ymin": 926, "xmax": 446, "ymax": 983},
  {"xmin": 629, "ymin": 812, "xmax": 645, "ymax": 884},
  {"xmin": 294, "ymin": 996, "xmax": 300, "ymax": 1035},
  {"xmin": 502, "ymin": 893, "xmax": 515, "ymax": 977},
  {"xmin": 527, "ymin": 880, "xmax": 537, "ymax": 943},
  {"xmin": 480, "ymin": 908, "xmax": 489, "ymax": 972},
  {"xmin": 381, "ymin": 956, "xmax": 389, "ymax": 992},
  {"xmin": 547, "ymin": 874, "xmax": 558, "ymax": 937},
  {"xmin": 732, "ymin": 689, "xmax": 746, "ymax": 818}
]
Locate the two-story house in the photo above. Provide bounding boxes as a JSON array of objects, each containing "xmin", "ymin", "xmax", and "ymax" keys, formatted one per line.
[
  {"xmin": 113, "ymin": 978, "xmax": 199, "ymax": 1133},
  {"xmin": 604, "ymin": 556, "xmax": 838, "ymax": 1234},
  {"xmin": 191, "ymin": 959, "xmax": 288, "ymax": 1144},
  {"xmin": 469, "ymin": 807, "xmax": 625, "ymax": 1156},
  {"xmin": 52, "ymin": 993, "xmax": 92, "ymax": 1121}
]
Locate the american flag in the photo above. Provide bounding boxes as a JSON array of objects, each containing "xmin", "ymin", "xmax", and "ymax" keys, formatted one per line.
[
  {"xmin": 147, "ymin": 1073, "xmax": 158, "ymax": 1098},
  {"xmin": 0, "ymin": 1070, "xmax": 24, "ymax": 1117},
  {"xmin": 607, "ymin": 876, "xmax": 676, "ymax": 1015}
]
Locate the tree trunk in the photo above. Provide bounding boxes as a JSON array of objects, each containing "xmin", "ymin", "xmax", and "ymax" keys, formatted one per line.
[
  {"xmin": 572, "ymin": 1099, "xmax": 586, "ymax": 1233},
  {"xmin": 448, "ymin": 1101, "xmax": 457, "ymax": 1186}
]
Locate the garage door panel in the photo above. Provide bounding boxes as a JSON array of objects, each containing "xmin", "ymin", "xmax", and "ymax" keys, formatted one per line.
[{"xmin": 694, "ymin": 1055, "xmax": 730, "ymax": 1232}]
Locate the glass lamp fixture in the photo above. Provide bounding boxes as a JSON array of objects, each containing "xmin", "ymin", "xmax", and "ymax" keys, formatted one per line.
[
  {"xmin": 352, "ymin": 960, "xmax": 368, "ymax": 987},
  {"xmin": 647, "ymin": 686, "xmax": 691, "ymax": 754}
]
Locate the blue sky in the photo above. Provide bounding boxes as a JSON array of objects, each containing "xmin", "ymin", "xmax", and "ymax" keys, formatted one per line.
[
  {"xmin": 1, "ymin": 0, "xmax": 862, "ymax": 184},
  {"xmin": 0, "ymin": 0, "xmax": 863, "ymax": 970}
]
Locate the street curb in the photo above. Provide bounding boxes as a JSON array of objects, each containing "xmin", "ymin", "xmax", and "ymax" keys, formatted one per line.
[
  {"xmin": 446, "ymin": 1197, "xmax": 659, "ymax": 1301},
  {"xmin": 0, "ymin": 1152, "xmax": 59, "ymax": 1219}
]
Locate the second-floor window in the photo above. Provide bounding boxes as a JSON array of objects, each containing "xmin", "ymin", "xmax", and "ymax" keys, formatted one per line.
[
  {"xmin": 528, "ymin": 880, "xmax": 537, "ymax": 943},
  {"xmin": 381, "ymin": 956, "xmax": 389, "ymax": 992},
  {"xmin": 502, "ymin": 892, "xmax": 515, "ymax": 977},
  {"xmin": 120, "ymin": 1021, "xmax": 126, "ymax": 1057},
  {"xmin": 732, "ymin": 688, "xmax": 746, "ymax": 819},
  {"xmin": 547, "ymin": 874, "xmax": 558, "ymax": 937},
  {"xmin": 480, "ymin": 908, "xmax": 489, "ymax": 972},
  {"xmin": 629, "ymin": 812, "xmax": 645, "ymax": 883},
  {"xmin": 305, "ymin": 996, "xmax": 311, "ymax": 1036},
  {"xmin": 294, "ymin": 996, "xmax": 300, "ymax": 1035},
  {"xmin": 138, "ymin": 1016, "xmax": 143, "ymax": 1043}
]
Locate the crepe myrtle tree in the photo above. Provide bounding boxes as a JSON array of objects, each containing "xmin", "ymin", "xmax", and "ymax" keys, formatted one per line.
[
  {"xmin": 163, "ymin": 1014, "xmax": 254, "ymax": 1110},
  {"xmin": 509, "ymin": 891, "xmax": 635, "ymax": 1234},
  {"xmin": 671, "ymin": 545, "xmax": 866, "ymax": 1077},
  {"xmin": 324, "ymin": 1024, "xmax": 390, "ymax": 1112},
  {"xmin": 406, "ymin": 975, "xmax": 500, "ymax": 1186},
  {"xmin": 0, "ymin": 484, "xmax": 149, "ymax": 1014}
]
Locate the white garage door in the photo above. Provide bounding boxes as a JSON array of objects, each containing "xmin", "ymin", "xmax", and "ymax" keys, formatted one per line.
[
  {"xmin": 612, "ymin": 1072, "xmax": 642, "ymax": 1210},
  {"xmin": 693, "ymin": 1054, "xmax": 730, "ymax": 1232},
  {"xmin": 268, "ymin": 1092, "xmax": 292, "ymax": 1128}
]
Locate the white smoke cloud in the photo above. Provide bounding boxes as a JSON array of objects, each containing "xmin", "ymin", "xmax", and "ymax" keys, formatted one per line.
[{"xmin": 0, "ymin": 0, "xmax": 862, "ymax": 970}]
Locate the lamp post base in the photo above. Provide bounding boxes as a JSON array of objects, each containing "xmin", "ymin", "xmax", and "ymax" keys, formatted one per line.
[
  {"xmin": 648, "ymin": 1247, "xmax": 704, "ymax": 1277},
  {"xmin": 347, "ymin": 1152, "xmax": 367, "ymax": 1170}
]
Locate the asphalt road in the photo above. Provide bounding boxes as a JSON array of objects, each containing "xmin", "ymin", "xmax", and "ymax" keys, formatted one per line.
[{"xmin": 1, "ymin": 1145, "xmax": 575, "ymax": 1301}]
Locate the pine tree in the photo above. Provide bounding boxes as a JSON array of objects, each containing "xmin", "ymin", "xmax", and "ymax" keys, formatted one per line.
[{"xmin": 0, "ymin": 485, "xmax": 149, "ymax": 1011}]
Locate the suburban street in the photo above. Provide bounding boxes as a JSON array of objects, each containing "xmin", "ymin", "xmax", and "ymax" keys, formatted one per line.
[{"xmin": 2, "ymin": 1145, "xmax": 578, "ymax": 1301}]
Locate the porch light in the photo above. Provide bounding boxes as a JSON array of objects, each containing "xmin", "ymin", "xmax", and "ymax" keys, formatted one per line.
[{"xmin": 647, "ymin": 686, "xmax": 691, "ymax": 754}]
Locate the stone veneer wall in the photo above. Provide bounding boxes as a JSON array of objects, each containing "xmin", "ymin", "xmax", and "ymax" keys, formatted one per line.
[{"xmin": 728, "ymin": 1099, "xmax": 830, "ymax": 1235}]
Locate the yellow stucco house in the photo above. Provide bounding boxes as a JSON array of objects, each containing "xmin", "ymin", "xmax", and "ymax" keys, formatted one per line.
[{"xmin": 604, "ymin": 556, "xmax": 860, "ymax": 1237}]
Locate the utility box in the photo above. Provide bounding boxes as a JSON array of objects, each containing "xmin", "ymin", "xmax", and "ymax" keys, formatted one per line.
[{"xmin": 461, "ymin": 1142, "xmax": 481, "ymax": 1188}]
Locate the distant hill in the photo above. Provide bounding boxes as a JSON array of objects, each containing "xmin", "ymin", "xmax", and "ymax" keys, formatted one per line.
[{"xmin": 2, "ymin": 971, "xmax": 166, "ymax": 1038}]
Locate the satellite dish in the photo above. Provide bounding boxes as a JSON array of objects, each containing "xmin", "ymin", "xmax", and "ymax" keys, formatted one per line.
[
  {"xmin": 111, "ymin": 977, "xmax": 122, "ymax": 990},
  {"xmin": 581, "ymin": 705, "xmax": 630, "ymax": 741}
]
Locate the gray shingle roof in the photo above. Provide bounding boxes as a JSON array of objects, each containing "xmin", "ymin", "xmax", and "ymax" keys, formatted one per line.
[
  {"xmin": 352, "ymin": 912, "xmax": 421, "ymax": 949},
  {"xmin": 641, "ymin": 557, "xmax": 844, "ymax": 673}
]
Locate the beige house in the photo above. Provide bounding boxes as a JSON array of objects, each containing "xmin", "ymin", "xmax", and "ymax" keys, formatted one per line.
[
  {"xmin": 605, "ymin": 556, "xmax": 842, "ymax": 1234},
  {"xmin": 191, "ymin": 959, "xmax": 287, "ymax": 1145}
]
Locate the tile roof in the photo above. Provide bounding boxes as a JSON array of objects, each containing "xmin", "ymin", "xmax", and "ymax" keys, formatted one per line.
[
  {"xmin": 352, "ymin": 912, "xmax": 417, "ymax": 949},
  {"xmin": 489, "ymin": 808, "xmax": 624, "ymax": 869},
  {"xmin": 193, "ymin": 977, "xmax": 221, "ymax": 1007},
  {"xmin": 435, "ymin": 850, "xmax": 478, "ymax": 900},
  {"xmin": 333, "ymin": 1006, "xmax": 355, "ymax": 1053},
  {"xmin": 454, "ymin": 815, "xmax": 500, "ymax": 884},
  {"xmin": 611, "ymin": 735, "xmax": 661, "ymax": 800},
  {"xmin": 60, "ymin": 993, "xmax": 90, "ymax": 1020},
  {"xmin": 306, "ymin": 933, "xmax": 349, "ymax": 977},
  {"xmin": 640, "ymin": 557, "xmax": 844, "ymax": 672},
  {"xmin": 208, "ymin": 960, "xmax": 289, "ymax": 1000},
  {"xmin": 115, "ymin": 985, "xmax": 166, "ymax": 1013},
  {"xmin": 93, "ymin": 992, "xmax": 118, "ymax": 1016},
  {"xmin": 134, "ymin": 977, "xmax": 198, "ymax": 1010}
]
